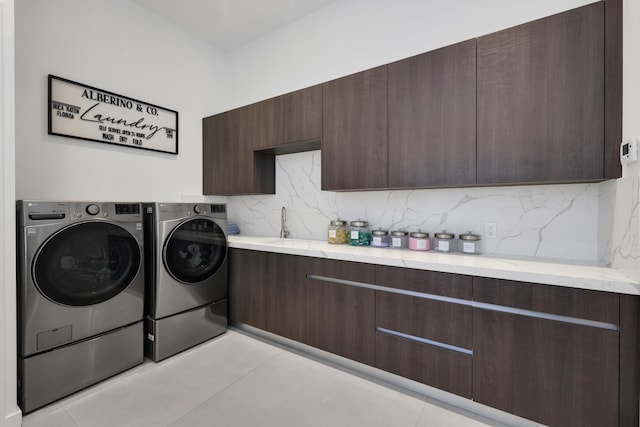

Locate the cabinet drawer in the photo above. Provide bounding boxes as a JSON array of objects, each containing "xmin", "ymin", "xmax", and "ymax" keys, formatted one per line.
[
  {"xmin": 376, "ymin": 291, "xmax": 472, "ymax": 349},
  {"xmin": 376, "ymin": 265, "xmax": 472, "ymax": 299},
  {"xmin": 474, "ymin": 277, "xmax": 619, "ymax": 324},
  {"xmin": 376, "ymin": 332, "xmax": 472, "ymax": 398}
]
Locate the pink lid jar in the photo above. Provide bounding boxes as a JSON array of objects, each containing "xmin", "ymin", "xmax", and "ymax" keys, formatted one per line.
[{"xmin": 408, "ymin": 231, "xmax": 430, "ymax": 251}]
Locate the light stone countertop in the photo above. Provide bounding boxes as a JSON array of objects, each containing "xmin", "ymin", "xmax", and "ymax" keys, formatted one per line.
[{"xmin": 228, "ymin": 235, "xmax": 640, "ymax": 295}]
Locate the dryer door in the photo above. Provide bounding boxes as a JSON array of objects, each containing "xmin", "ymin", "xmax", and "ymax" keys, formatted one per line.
[
  {"xmin": 163, "ymin": 218, "xmax": 227, "ymax": 284},
  {"xmin": 33, "ymin": 221, "xmax": 141, "ymax": 306}
]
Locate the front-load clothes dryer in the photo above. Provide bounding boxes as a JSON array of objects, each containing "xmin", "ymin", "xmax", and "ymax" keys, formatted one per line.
[
  {"xmin": 143, "ymin": 202, "xmax": 228, "ymax": 362},
  {"xmin": 16, "ymin": 201, "xmax": 145, "ymax": 413}
]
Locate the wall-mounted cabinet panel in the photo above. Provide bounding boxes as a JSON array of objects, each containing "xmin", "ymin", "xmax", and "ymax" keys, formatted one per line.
[
  {"xmin": 322, "ymin": 66, "xmax": 388, "ymax": 191},
  {"xmin": 284, "ymin": 85, "xmax": 322, "ymax": 145},
  {"xmin": 388, "ymin": 40, "xmax": 476, "ymax": 188},
  {"xmin": 477, "ymin": 2, "xmax": 604, "ymax": 185},
  {"xmin": 202, "ymin": 106, "xmax": 275, "ymax": 196},
  {"xmin": 252, "ymin": 96, "xmax": 284, "ymax": 150}
]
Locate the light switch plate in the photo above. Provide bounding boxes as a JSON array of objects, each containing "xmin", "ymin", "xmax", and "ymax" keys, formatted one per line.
[{"xmin": 621, "ymin": 138, "xmax": 638, "ymax": 164}]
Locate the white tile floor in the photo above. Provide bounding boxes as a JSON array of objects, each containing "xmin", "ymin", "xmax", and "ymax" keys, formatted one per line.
[{"xmin": 22, "ymin": 331, "xmax": 504, "ymax": 427}]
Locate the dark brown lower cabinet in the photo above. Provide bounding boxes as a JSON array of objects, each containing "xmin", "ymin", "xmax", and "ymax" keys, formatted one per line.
[
  {"xmin": 473, "ymin": 309, "xmax": 619, "ymax": 427},
  {"xmin": 230, "ymin": 251, "xmax": 638, "ymax": 426},
  {"xmin": 473, "ymin": 277, "xmax": 625, "ymax": 427},
  {"xmin": 305, "ymin": 258, "xmax": 376, "ymax": 366},
  {"xmin": 229, "ymin": 249, "xmax": 307, "ymax": 342}
]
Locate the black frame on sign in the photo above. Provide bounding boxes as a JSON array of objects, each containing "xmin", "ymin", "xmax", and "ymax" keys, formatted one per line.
[{"xmin": 48, "ymin": 74, "xmax": 179, "ymax": 155}]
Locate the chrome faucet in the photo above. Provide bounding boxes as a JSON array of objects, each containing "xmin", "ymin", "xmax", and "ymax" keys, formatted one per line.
[{"xmin": 280, "ymin": 206, "xmax": 289, "ymax": 238}]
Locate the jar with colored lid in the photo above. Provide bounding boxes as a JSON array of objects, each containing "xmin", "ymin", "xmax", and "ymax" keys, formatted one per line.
[
  {"xmin": 390, "ymin": 230, "xmax": 409, "ymax": 249},
  {"xmin": 458, "ymin": 231, "xmax": 481, "ymax": 255},
  {"xmin": 328, "ymin": 219, "xmax": 348, "ymax": 244},
  {"xmin": 371, "ymin": 229, "xmax": 390, "ymax": 247},
  {"xmin": 409, "ymin": 231, "xmax": 430, "ymax": 251},
  {"xmin": 433, "ymin": 231, "xmax": 455, "ymax": 252},
  {"xmin": 348, "ymin": 220, "xmax": 372, "ymax": 246}
]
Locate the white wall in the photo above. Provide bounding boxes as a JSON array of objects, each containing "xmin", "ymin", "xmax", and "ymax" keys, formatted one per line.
[
  {"xmin": 15, "ymin": 0, "xmax": 228, "ymax": 202},
  {"xmin": 0, "ymin": 0, "xmax": 18, "ymax": 425},
  {"xmin": 225, "ymin": 0, "xmax": 597, "ymax": 106}
]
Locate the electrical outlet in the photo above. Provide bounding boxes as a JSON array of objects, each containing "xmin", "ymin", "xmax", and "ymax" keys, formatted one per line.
[{"xmin": 485, "ymin": 222, "xmax": 497, "ymax": 239}]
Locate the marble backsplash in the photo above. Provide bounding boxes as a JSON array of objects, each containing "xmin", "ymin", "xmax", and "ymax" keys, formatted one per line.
[{"xmin": 226, "ymin": 150, "xmax": 637, "ymax": 266}]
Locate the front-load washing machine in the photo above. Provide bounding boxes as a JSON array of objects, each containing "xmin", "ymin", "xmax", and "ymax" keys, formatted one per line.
[
  {"xmin": 143, "ymin": 202, "xmax": 228, "ymax": 362},
  {"xmin": 16, "ymin": 200, "xmax": 145, "ymax": 413}
]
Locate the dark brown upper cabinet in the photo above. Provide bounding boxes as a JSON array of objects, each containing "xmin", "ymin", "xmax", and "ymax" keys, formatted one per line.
[
  {"xmin": 388, "ymin": 40, "xmax": 476, "ymax": 188},
  {"xmin": 251, "ymin": 96, "xmax": 284, "ymax": 150},
  {"xmin": 284, "ymin": 84, "xmax": 322, "ymax": 145},
  {"xmin": 202, "ymin": 105, "xmax": 275, "ymax": 196},
  {"xmin": 476, "ymin": 3, "xmax": 605, "ymax": 185},
  {"xmin": 322, "ymin": 66, "xmax": 388, "ymax": 191}
]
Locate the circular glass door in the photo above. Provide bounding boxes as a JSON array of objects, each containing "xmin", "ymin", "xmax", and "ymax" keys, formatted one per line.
[
  {"xmin": 33, "ymin": 222, "xmax": 141, "ymax": 306},
  {"xmin": 163, "ymin": 218, "xmax": 227, "ymax": 284}
]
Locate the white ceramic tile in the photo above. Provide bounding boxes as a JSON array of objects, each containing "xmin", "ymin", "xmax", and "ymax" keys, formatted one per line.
[
  {"xmin": 22, "ymin": 407, "xmax": 76, "ymax": 427},
  {"xmin": 24, "ymin": 331, "xmax": 537, "ymax": 427},
  {"xmin": 416, "ymin": 402, "xmax": 497, "ymax": 427},
  {"xmin": 227, "ymin": 150, "xmax": 605, "ymax": 263},
  {"xmin": 169, "ymin": 350, "xmax": 424, "ymax": 427},
  {"xmin": 61, "ymin": 333, "xmax": 282, "ymax": 427}
]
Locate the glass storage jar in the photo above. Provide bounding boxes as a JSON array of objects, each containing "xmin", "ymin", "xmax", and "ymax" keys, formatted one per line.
[
  {"xmin": 433, "ymin": 231, "xmax": 455, "ymax": 252},
  {"xmin": 328, "ymin": 219, "xmax": 348, "ymax": 244},
  {"xmin": 458, "ymin": 231, "xmax": 481, "ymax": 255},
  {"xmin": 409, "ymin": 231, "xmax": 430, "ymax": 251},
  {"xmin": 348, "ymin": 220, "xmax": 372, "ymax": 246},
  {"xmin": 371, "ymin": 229, "xmax": 390, "ymax": 247},
  {"xmin": 390, "ymin": 230, "xmax": 409, "ymax": 249}
]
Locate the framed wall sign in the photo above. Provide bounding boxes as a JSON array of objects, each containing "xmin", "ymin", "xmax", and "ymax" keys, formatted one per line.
[{"xmin": 48, "ymin": 75, "xmax": 179, "ymax": 154}]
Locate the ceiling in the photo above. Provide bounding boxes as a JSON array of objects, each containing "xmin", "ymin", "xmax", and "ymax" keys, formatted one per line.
[{"xmin": 132, "ymin": 0, "xmax": 340, "ymax": 52}]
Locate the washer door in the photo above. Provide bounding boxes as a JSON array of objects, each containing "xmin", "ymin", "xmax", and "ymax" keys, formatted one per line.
[
  {"xmin": 163, "ymin": 218, "xmax": 227, "ymax": 284},
  {"xmin": 33, "ymin": 222, "xmax": 141, "ymax": 306}
]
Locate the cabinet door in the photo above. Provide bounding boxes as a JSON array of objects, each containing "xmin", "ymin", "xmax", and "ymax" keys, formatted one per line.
[
  {"xmin": 477, "ymin": 3, "xmax": 604, "ymax": 184},
  {"xmin": 202, "ymin": 113, "xmax": 230, "ymax": 195},
  {"xmin": 202, "ymin": 106, "xmax": 275, "ymax": 196},
  {"xmin": 322, "ymin": 66, "xmax": 388, "ymax": 190},
  {"xmin": 229, "ymin": 249, "xmax": 307, "ymax": 342},
  {"xmin": 228, "ymin": 248, "xmax": 268, "ymax": 329},
  {"xmin": 202, "ymin": 107, "xmax": 254, "ymax": 195},
  {"xmin": 388, "ymin": 40, "xmax": 476, "ymax": 188},
  {"xmin": 305, "ymin": 258, "xmax": 376, "ymax": 366},
  {"xmin": 252, "ymin": 96, "xmax": 283, "ymax": 150},
  {"xmin": 473, "ymin": 277, "xmax": 620, "ymax": 427},
  {"xmin": 284, "ymin": 85, "xmax": 322, "ymax": 144},
  {"xmin": 263, "ymin": 252, "xmax": 307, "ymax": 343}
]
